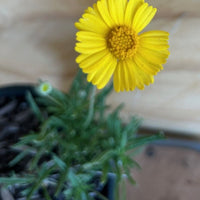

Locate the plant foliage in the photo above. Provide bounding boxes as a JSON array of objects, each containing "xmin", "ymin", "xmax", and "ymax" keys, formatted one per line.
[{"xmin": 0, "ymin": 70, "xmax": 164, "ymax": 200}]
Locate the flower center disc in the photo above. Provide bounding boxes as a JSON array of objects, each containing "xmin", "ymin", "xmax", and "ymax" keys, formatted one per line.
[{"xmin": 107, "ymin": 26, "xmax": 138, "ymax": 60}]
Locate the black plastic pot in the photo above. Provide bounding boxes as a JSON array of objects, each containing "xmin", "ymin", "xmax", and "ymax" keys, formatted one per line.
[
  {"xmin": 0, "ymin": 84, "xmax": 36, "ymax": 97},
  {"xmin": 152, "ymin": 138, "xmax": 200, "ymax": 151},
  {"xmin": 0, "ymin": 84, "xmax": 116, "ymax": 200}
]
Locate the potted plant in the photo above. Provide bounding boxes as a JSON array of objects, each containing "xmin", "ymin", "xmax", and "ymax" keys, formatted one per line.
[
  {"xmin": 0, "ymin": 73, "xmax": 163, "ymax": 200},
  {"xmin": 0, "ymin": 0, "xmax": 170, "ymax": 199}
]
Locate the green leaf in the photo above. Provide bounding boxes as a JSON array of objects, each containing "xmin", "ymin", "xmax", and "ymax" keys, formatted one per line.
[
  {"xmin": 67, "ymin": 169, "xmax": 78, "ymax": 186},
  {"xmin": 123, "ymin": 117, "xmax": 141, "ymax": 135},
  {"xmin": 26, "ymin": 91, "xmax": 43, "ymax": 121},
  {"xmin": 27, "ymin": 164, "xmax": 54, "ymax": 199},
  {"xmin": 9, "ymin": 150, "xmax": 30, "ymax": 167},
  {"xmin": 30, "ymin": 148, "xmax": 44, "ymax": 170},
  {"xmin": 120, "ymin": 132, "xmax": 127, "ymax": 149},
  {"xmin": 125, "ymin": 173, "xmax": 136, "ymax": 185},
  {"xmin": 13, "ymin": 134, "xmax": 38, "ymax": 146},
  {"xmin": 0, "ymin": 177, "xmax": 34, "ymax": 185},
  {"xmin": 128, "ymin": 157, "xmax": 141, "ymax": 170},
  {"xmin": 55, "ymin": 168, "xmax": 68, "ymax": 196},
  {"xmin": 102, "ymin": 165, "xmax": 109, "ymax": 183},
  {"xmin": 53, "ymin": 154, "xmax": 67, "ymax": 171},
  {"xmin": 42, "ymin": 187, "xmax": 53, "ymax": 200},
  {"xmin": 83, "ymin": 150, "xmax": 115, "ymax": 170},
  {"xmin": 127, "ymin": 133, "xmax": 165, "ymax": 150},
  {"xmin": 81, "ymin": 191, "xmax": 87, "ymax": 200}
]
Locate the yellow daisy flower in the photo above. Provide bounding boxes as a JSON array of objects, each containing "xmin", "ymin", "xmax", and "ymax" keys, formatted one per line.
[{"xmin": 75, "ymin": 0, "xmax": 169, "ymax": 92}]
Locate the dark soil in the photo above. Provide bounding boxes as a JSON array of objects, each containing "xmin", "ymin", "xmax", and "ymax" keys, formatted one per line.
[
  {"xmin": 0, "ymin": 95, "xmax": 39, "ymax": 175},
  {"xmin": 0, "ymin": 90, "xmax": 41, "ymax": 200}
]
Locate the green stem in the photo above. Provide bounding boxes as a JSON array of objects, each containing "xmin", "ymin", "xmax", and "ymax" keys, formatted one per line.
[
  {"xmin": 84, "ymin": 85, "xmax": 96, "ymax": 128},
  {"xmin": 47, "ymin": 95, "xmax": 63, "ymax": 107}
]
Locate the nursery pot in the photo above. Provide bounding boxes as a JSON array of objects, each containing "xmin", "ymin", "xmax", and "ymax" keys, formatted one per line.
[{"xmin": 0, "ymin": 84, "xmax": 115, "ymax": 200}]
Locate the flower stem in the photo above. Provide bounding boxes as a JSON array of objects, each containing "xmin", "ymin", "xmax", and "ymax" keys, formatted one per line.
[
  {"xmin": 84, "ymin": 85, "xmax": 96, "ymax": 128},
  {"xmin": 47, "ymin": 95, "xmax": 63, "ymax": 107}
]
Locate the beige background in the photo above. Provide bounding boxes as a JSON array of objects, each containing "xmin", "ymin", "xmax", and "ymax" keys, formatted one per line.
[{"xmin": 0, "ymin": 0, "xmax": 199, "ymax": 135}]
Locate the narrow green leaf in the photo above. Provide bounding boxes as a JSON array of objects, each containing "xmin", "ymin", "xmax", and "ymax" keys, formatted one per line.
[
  {"xmin": 27, "ymin": 164, "xmax": 53, "ymax": 199},
  {"xmin": 55, "ymin": 169, "xmax": 68, "ymax": 196},
  {"xmin": 53, "ymin": 154, "xmax": 67, "ymax": 171},
  {"xmin": 81, "ymin": 191, "xmax": 87, "ymax": 200},
  {"xmin": 26, "ymin": 91, "xmax": 42, "ymax": 121},
  {"xmin": 13, "ymin": 134, "xmax": 38, "ymax": 146},
  {"xmin": 120, "ymin": 132, "xmax": 127, "ymax": 149},
  {"xmin": 127, "ymin": 134, "xmax": 165, "ymax": 150},
  {"xmin": 9, "ymin": 150, "xmax": 30, "ymax": 166},
  {"xmin": 0, "ymin": 177, "xmax": 34, "ymax": 185},
  {"xmin": 42, "ymin": 186, "xmax": 53, "ymax": 200},
  {"xmin": 123, "ymin": 117, "xmax": 142, "ymax": 135},
  {"xmin": 125, "ymin": 173, "xmax": 136, "ymax": 185}
]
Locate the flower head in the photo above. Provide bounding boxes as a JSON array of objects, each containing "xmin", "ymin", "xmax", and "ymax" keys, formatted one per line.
[
  {"xmin": 75, "ymin": 0, "xmax": 169, "ymax": 92},
  {"xmin": 37, "ymin": 81, "xmax": 52, "ymax": 96}
]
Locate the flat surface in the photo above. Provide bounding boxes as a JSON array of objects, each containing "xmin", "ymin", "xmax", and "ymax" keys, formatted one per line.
[
  {"xmin": 127, "ymin": 142, "xmax": 200, "ymax": 200},
  {"xmin": 0, "ymin": 0, "xmax": 199, "ymax": 135}
]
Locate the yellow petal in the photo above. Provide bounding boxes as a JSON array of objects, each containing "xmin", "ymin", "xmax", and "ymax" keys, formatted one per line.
[
  {"xmin": 76, "ymin": 39, "xmax": 105, "ymax": 48},
  {"xmin": 114, "ymin": 60, "xmax": 135, "ymax": 92},
  {"xmin": 107, "ymin": 0, "xmax": 127, "ymax": 25},
  {"xmin": 114, "ymin": 59, "xmax": 138, "ymax": 92},
  {"xmin": 118, "ymin": 61, "xmax": 127, "ymax": 91},
  {"xmin": 140, "ymin": 39, "xmax": 169, "ymax": 50},
  {"xmin": 75, "ymin": 41, "xmax": 106, "ymax": 54},
  {"xmin": 75, "ymin": 13, "xmax": 108, "ymax": 36},
  {"xmin": 134, "ymin": 61, "xmax": 154, "ymax": 89},
  {"xmin": 76, "ymin": 31, "xmax": 105, "ymax": 42},
  {"xmin": 79, "ymin": 50, "xmax": 108, "ymax": 71},
  {"xmin": 86, "ymin": 53, "xmax": 116, "ymax": 88},
  {"xmin": 125, "ymin": 59, "xmax": 136, "ymax": 91},
  {"xmin": 113, "ymin": 62, "xmax": 122, "ymax": 92},
  {"xmin": 86, "ymin": 3, "xmax": 106, "ymax": 21},
  {"xmin": 76, "ymin": 54, "xmax": 90, "ymax": 64},
  {"xmin": 96, "ymin": 0, "xmax": 115, "ymax": 27},
  {"xmin": 139, "ymin": 30, "xmax": 169, "ymax": 50},
  {"xmin": 139, "ymin": 30, "xmax": 169, "ymax": 39},
  {"xmin": 108, "ymin": 0, "xmax": 118, "ymax": 24},
  {"xmin": 86, "ymin": 55, "xmax": 109, "ymax": 82},
  {"xmin": 96, "ymin": 55, "xmax": 117, "ymax": 89},
  {"xmin": 134, "ymin": 53, "xmax": 163, "ymax": 75},
  {"xmin": 132, "ymin": 3, "xmax": 157, "ymax": 33},
  {"xmin": 85, "ymin": 6, "xmax": 96, "ymax": 15},
  {"xmin": 119, "ymin": 60, "xmax": 135, "ymax": 91},
  {"xmin": 123, "ymin": 62, "xmax": 130, "ymax": 91},
  {"xmin": 124, "ymin": 0, "xmax": 144, "ymax": 27},
  {"xmin": 137, "ymin": 46, "xmax": 169, "ymax": 65},
  {"xmin": 115, "ymin": 0, "xmax": 127, "ymax": 24},
  {"xmin": 131, "ymin": 61, "xmax": 144, "ymax": 89}
]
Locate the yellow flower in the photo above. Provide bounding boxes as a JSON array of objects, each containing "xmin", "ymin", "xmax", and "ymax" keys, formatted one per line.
[{"xmin": 75, "ymin": 0, "xmax": 169, "ymax": 92}]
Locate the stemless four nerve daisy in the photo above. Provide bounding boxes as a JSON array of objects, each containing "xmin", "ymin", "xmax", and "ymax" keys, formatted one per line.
[{"xmin": 75, "ymin": 0, "xmax": 170, "ymax": 92}]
